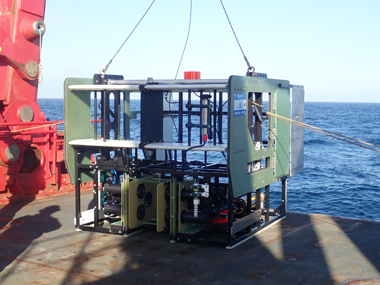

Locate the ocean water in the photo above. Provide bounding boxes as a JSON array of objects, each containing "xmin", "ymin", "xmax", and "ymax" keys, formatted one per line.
[{"xmin": 39, "ymin": 99, "xmax": 380, "ymax": 221}]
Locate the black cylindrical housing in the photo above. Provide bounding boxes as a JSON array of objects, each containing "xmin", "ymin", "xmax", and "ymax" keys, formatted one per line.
[
  {"xmin": 181, "ymin": 189, "xmax": 196, "ymax": 201},
  {"xmin": 104, "ymin": 183, "xmax": 122, "ymax": 195},
  {"xmin": 104, "ymin": 204, "xmax": 121, "ymax": 216},
  {"xmin": 112, "ymin": 196, "xmax": 121, "ymax": 203},
  {"xmin": 181, "ymin": 210, "xmax": 205, "ymax": 224},
  {"xmin": 164, "ymin": 207, "xmax": 170, "ymax": 225},
  {"xmin": 165, "ymin": 186, "xmax": 170, "ymax": 204}
]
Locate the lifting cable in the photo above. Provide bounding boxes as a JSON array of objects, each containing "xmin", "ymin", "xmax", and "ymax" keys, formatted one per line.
[
  {"xmin": 252, "ymin": 102, "xmax": 380, "ymax": 154},
  {"xmin": 99, "ymin": 1, "xmax": 251, "ymax": 77},
  {"xmin": 175, "ymin": 0, "xmax": 192, "ymax": 80},
  {"xmin": 219, "ymin": 0, "xmax": 254, "ymax": 75},
  {"xmin": 100, "ymin": 0, "xmax": 156, "ymax": 77},
  {"xmin": 166, "ymin": 0, "xmax": 193, "ymax": 142}
]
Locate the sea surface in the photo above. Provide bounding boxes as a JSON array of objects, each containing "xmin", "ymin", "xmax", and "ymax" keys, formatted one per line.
[{"xmin": 38, "ymin": 99, "xmax": 380, "ymax": 221}]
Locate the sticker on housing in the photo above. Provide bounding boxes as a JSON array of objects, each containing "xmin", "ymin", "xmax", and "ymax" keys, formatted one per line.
[{"xmin": 234, "ymin": 94, "xmax": 247, "ymax": 116}]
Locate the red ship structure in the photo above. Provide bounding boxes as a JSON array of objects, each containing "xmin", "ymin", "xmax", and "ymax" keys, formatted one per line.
[{"xmin": 0, "ymin": 0, "xmax": 86, "ymax": 204}]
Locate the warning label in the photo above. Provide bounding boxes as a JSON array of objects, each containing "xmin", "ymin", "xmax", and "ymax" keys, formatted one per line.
[{"xmin": 234, "ymin": 94, "xmax": 246, "ymax": 116}]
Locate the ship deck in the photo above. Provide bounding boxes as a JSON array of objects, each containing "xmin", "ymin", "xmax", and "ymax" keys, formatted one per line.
[{"xmin": 1, "ymin": 191, "xmax": 380, "ymax": 285}]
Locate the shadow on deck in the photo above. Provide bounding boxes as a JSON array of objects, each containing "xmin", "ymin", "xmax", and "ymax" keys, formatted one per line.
[{"xmin": 0, "ymin": 192, "xmax": 379, "ymax": 284}]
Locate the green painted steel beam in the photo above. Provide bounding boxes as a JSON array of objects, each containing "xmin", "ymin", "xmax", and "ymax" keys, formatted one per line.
[
  {"xmin": 64, "ymin": 78, "xmax": 138, "ymax": 184},
  {"xmin": 274, "ymin": 89, "xmax": 290, "ymax": 177},
  {"xmin": 64, "ymin": 77, "xmax": 94, "ymax": 184},
  {"xmin": 227, "ymin": 75, "xmax": 291, "ymax": 198}
]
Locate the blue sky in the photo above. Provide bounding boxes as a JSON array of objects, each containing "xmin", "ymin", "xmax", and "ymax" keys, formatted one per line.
[{"xmin": 38, "ymin": 0, "xmax": 380, "ymax": 102}]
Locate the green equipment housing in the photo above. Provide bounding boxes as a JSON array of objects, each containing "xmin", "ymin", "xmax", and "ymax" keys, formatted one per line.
[{"xmin": 64, "ymin": 73, "xmax": 304, "ymax": 248}]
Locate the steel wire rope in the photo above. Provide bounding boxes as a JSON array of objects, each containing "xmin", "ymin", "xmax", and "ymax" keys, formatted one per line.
[
  {"xmin": 100, "ymin": 0, "xmax": 156, "ymax": 76},
  {"xmin": 219, "ymin": 0, "xmax": 254, "ymax": 74},
  {"xmin": 174, "ymin": 0, "xmax": 192, "ymax": 80},
  {"xmin": 168, "ymin": 0, "xmax": 193, "ymax": 142},
  {"xmin": 252, "ymin": 102, "xmax": 380, "ymax": 154},
  {"xmin": 269, "ymin": 112, "xmax": 380, "ymax": 150},
  {"xmin": 0, "ymin": 121, "xmax": 64, "ymax": 134}
]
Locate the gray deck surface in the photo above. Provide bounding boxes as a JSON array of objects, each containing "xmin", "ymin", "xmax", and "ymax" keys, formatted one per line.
[{"xmin": 1, "ymin": 191, "xmax": 380, "ymax": 285}]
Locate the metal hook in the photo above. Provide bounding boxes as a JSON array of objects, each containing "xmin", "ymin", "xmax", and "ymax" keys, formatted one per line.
[{"xmin": 246, "ymin": 66, "xmax": 256, "ymax": 76}]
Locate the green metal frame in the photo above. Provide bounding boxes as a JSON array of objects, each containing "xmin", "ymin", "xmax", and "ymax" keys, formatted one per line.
[
  {"xmin": 67, "ymin": 74, "xmax": 298, "ymax": 247},
  {"xmin": 121, "ymin": 174, "xmax": 129, "ymax": 232},
  {"xmin": 274, "ymin": 89, "xmax": 290, "ymax": 177},
  {"xmin": 227, "ymin": 75, "xmax": 290, "ymax": 198},
  {"xmin": 64, "ymin": 77, "xmax": 137, "ymax": 184},
  {"xmin": 64, "ymin": 78, "xmax": 94, "ymax": 183}
]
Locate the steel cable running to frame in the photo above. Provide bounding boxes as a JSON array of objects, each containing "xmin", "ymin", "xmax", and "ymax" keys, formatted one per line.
[
  {"xmin": 219, "ymin": 0, "xmax": 254, "ymax": 75},
  {"xmin": 100, "ymin": 0, "xmax": 156, "ymax": 77},
  {"xmin": 252, "ymin": 102, "xmax": 380, "ymax": 153},
  {"xmin": 174, "ymin": 0, "xmax": 193, "ymax": 80},
  {"xmin": 166, "ymin": 0, "xmax": 193, "ymax": 141}
]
